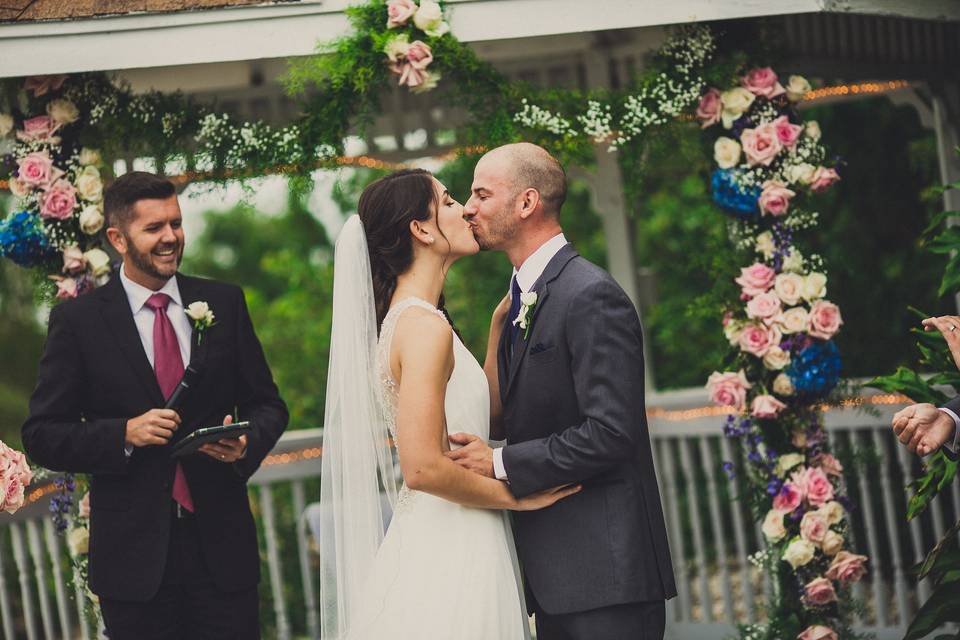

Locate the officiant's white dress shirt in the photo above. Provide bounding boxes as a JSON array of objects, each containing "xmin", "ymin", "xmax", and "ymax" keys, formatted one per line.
[{"xmin": 493, "ymin": 232, "xmax": 567, "ymax": 481}]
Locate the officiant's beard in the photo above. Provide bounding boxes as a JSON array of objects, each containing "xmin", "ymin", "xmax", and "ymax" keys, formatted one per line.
[{"xmin": 124, "ymin": 235, "xmax": 184, "ymax": 283}]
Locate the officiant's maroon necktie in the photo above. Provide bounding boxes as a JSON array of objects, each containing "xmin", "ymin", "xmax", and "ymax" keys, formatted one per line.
[{"xmin": 145, "ymin": 293, "xmax": 195, "ymax": 513}]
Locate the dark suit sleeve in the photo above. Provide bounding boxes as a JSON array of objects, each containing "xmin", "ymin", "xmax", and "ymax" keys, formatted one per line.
[
  {"xmin": 942, "ymin": 397, "xmax": 960, "ymax": 460},
  {"xmin": 501, "ymin": 279, "xmax": 647, "ymax": 498},
  {"xmin": 231, "ymin": 288, "xmax": 289, "ymax": 480},
  {"xmin": 21, "ymin": 304, "xmax": 129, "ymax": 475}
]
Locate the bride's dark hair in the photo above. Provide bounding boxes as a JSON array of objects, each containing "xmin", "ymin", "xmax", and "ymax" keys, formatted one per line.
[{"xmin": 357, "ymin": 168, "xmax": 457, "ymax": 333}]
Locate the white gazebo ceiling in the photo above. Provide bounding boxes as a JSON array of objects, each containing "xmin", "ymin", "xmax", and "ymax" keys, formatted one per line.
[{"xmin": 0, "ymin": 0, "xmax": 959, "ymax": 77}]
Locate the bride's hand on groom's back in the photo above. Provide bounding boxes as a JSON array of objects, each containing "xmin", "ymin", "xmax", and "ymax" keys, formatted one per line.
[{"xmin": 514, "ymin": 483, "xmax": 582, "ymax": 511}]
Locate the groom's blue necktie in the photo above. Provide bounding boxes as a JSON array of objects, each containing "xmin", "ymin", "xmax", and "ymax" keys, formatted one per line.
[{"xmin": 508, "ymin": 276, "xmax": 522, "ymax": 355}]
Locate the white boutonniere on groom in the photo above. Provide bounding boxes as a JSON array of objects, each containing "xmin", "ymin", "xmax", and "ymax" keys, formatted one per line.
[
  {"xmin": 513, "ymin": 291, "xmax": 538, "ymax": 340},
  {"xmin": 185, "ymin": 301, "xmax": 216, "ymax": 344}
]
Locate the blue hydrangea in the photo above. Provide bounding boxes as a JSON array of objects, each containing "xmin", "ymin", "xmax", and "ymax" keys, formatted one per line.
[
  {"xmin": 787, "ymin": 340, "xmax": 842, "ymax": 399},
  {"xmin": 0, "ymin": 211, "xmax": 56, "ymax": 267},
  {"xmin": 711, "ymin": 168, "xmax": 761, "ymax": 218}
]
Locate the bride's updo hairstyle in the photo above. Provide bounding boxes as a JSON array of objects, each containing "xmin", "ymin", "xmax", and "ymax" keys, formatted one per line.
[{"xmin": 357, "ymin": 168, "xmax": 455, "ymax": 333}]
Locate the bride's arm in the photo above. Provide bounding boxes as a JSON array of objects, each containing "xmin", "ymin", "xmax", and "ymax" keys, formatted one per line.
[
  {"xmin": 394, "ymin": 311, "xmax": 578, "ymax": 510},
  {"xmin": 484, "ymin": 294, "xmax": 510, "ymax": 440}
]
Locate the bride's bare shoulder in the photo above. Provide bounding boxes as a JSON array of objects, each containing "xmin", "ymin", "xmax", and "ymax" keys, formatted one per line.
[{"xmin": 392, "ymin": 308, "xmax": 453, "ymax": 370}]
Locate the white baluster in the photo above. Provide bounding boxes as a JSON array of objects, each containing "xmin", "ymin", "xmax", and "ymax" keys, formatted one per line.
[
  {"xmin": 894, "ymin": 443, "xmax": 931, "ymax": 604},
  {"xmin": 829, "ymin": 430, "xmax": 865, "ymax": 622},
  {"xmin": 41, "ymin": 518, "xmax": 72, "ymax": 639},
  {"xmin": 259, "ymin": 484, "xmax": 291, "ymax": 640},
  {"xmin": 25, "ymin": 520, "xmax": 55, "ymax": 638},
  {"xmin": 873, "ymin": 430, "xmax": 910, "ymax": 630},
  {"xmin": 678, "ymin": 437, "xmax": 712, "ymax": 622},
  {"xmin": 851, "ymin": 429, "xmax": 885, "ymax": 626},
  {"xmin": 72, "ymin": 564, "xmax": 91, "ymax": 640},
  {"xmin": 699, "ymin": 437, "xmax": 735, "ymax": 623},
  {"xmin": 10, "ymin": 522, "xmax": 39, "ymax": 640},
  {"xmin": 292, "ymin": 481, "xmax": 319, "ymax": 639},
  {"xmin": 651, "ymin": 437, "xmax": 677, "ymax": 624},
  {"xmin": 0, "ymin": 528, "xmax": 15, "ymax": 640},
  {"xmin": 719, "ymin": 437, "xmax": 755, "ymax": 624},
  {"xmin": 658, "ymin": 438, "xmax": 691, "ymax": 622}
]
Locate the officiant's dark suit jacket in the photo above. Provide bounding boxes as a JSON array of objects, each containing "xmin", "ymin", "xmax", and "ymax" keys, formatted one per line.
[
  {"xmin": 498, "ymin": 243, "xmax": 677, "ymax": 615},
  {"xmin": 22, "ymin": 273, "xmax": 288, "ymax": 602}
]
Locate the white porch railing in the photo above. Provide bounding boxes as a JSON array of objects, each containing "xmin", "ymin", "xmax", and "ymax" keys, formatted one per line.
[{"xmin": 2, "ymin": 389, "xmax": 959, "ymax": 640}]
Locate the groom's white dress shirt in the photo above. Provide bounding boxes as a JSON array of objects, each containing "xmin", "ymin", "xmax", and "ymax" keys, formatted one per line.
[
  {"xmin": 493, "ymin": 232, "xmax": 567, "ymax": 482},
  {"xmin": 934, "ymin": 407, "xmax": 960, "ymax": 455}
]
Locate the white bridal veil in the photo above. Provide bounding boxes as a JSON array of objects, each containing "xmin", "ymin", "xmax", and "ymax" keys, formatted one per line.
[{"xmin": 320, "ymin": 215, "xmax": 399, "ymax": 639}]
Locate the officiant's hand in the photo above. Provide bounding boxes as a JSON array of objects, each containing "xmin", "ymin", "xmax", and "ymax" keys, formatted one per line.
[
  {"xmin": 198, "ymin": 415, "xmax": 248, "ymax": 463},
  {"xmin": 445, "ymin": 433, "xmax": 494, "ymax": 478},
  {"xmin": 922, "ymin": 315, "xmax": 960, "ymax": 371},
  {"xmin": 125, "ymin": 409, "xmax": 180, "ymax": 447},
  {"xmin": 892, "ymin": 403, "xmax": 955, "ymax": 456}
]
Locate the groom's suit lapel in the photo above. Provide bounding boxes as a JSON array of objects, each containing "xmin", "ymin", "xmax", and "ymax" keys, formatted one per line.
[
  {"xmin": 502, "ymin": 243, "xmax": 578, "ymax": 400},
  {"xmin": 176, "ymin": 273, "xmax": 210, "ymax": 370}
]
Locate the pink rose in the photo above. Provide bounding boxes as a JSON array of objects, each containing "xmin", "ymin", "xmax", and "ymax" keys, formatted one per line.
[
  {"xmin": 739, "ymin": 323, "xmax": 781, "ymax": 358},
  {"xmin": 772, "ymin": 115, "xmax": 803, "ymax": 148},
  {"xmin": 2, "ymin": 473, "xmax": 24, "ymax": 514},
  {"xmin": 395, "ymin": 62, "xmax": 427, "ymax": 88},
  {"xmin": 746, "ymin": 291, "xmax": 782, "ymax": 321},
  {"xmin": 808, "ymin": 300, "xmax": 843, "ymax": 340},
  {"xmin": 751, "ymin": 394, "xmax": 786, "ymax": 419},
  {"xmin": 741, "ymin": 123, "xmax": 783, "ymax": 167},
  {"xmin": 803, "ymin": 577, "xmax": 838, "ymax": 607},
  {"xmin": 800, "ymin": 511, "xmax": 828, "ymax": 543},
  {"xmin": 40, "ymin": 180, "xmax": 77, "ymax": 220},
  {"xmin": 798, "ymin": 625, "xmax": 838, "ymax": 640},
  {"xmin": 825, "ymin": 551, "xmax": 868, "ymax": 584},
  {"xmin": 405, "ymin": 40, "xmax": 433, "ymax": 70},
  {"xmin": 817, "ymin": 452, "xmax": 844, "ymax": 476},
  {"xmin": 16, "ymin": 151, "xmax": 57, "ymax": 187},
  {"xmin": 386, "ymin": 0, "xmax": 417, "ymax": 28},
  {"xmin": 79, "ymin": 492, "xmax": 90, "ymax": 519},
  {"xmin": 696, "ymin": 88, "xmax": 722, "ymax": 128},
  {"xmin": 741, "ymin": 67, "xmax": 786, "ymax": 99},
  {"xmin": 16, "ymin": 115, "xmax": 61, "ymax": 143},
  {"xmin": 758, "ymin": 180, "xmax": 796, "ymax": 217},
  {"xmin": 62, "ymin": 245, "xmax": 86, "ymax": 274},
  {"xmin": 796, "ymin": 467, "xmax": 834, "ymax": 507},
  {"xmin": 810, "ymin": 166, "xmax": 840, "ymax": 193},
  {"xmin": 735, "ymin": 262, "xmax": 776, "ymax": 297},
  {"xmin": 706, "ymin": 370, "xmax": 753, "ymax": 411},
  {"xmin": 53, "ymin": 277, "xmax": 79, "ymax": 300},
  {"xmin": 773, "ymin": 482, "xmax": 803, "ymax": 512},
  {"xmin": 24, "ymin": 74, "xmax": 67, "ymax": 97}
]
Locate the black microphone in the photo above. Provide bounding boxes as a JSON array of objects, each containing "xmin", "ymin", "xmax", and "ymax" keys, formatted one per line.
[{"xmin": 164, "ymin": 364, "xmax": 203, "ymax": 411}]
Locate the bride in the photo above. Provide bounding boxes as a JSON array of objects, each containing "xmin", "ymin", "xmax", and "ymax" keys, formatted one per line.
[{"xmin": 320, "ymin": 169, "xmax": 580, "ymax": 639}]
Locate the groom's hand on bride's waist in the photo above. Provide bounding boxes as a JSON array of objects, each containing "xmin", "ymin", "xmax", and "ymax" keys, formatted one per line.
[{"xmin": 445, "ymin": 433, "xmax": 494, "ymax": 478}]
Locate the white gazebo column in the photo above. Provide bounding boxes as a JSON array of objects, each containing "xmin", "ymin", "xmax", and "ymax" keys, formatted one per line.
[{"xmin": 578, "ymin": 46, "xmax": 655, "ymax": 391}]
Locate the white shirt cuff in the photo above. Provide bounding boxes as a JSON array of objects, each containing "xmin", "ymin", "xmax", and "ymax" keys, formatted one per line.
[
  {"xmin": 124, "ymin": 444, "xmax": 133, "ymax": 457},
  {"xmin": 493, "ymin": 447, "xmax": 508, "ymax": 481},
  {"xmin": 937, "ymin": 408, "xmax": 960, "ymax": 454}
]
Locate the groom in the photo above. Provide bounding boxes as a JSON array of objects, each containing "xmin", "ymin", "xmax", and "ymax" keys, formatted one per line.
[
  {"xmin": 22, "ymin": 171, "xmax": 288, "ymax": 639},
  {"xmin": 451, "ymin": 143, "xmax": 676, "ymax": 638}
]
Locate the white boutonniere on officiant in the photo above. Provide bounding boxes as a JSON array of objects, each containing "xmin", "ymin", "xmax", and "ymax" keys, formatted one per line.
[
  {"xmin": 512, "ymin": 291, "xmax": 538, "ymax": 340},
  {"xmin": 185, "ymin": 301, "xmax": 216, "ymax": 343}
]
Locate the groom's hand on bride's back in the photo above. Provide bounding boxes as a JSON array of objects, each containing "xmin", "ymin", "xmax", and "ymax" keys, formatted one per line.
[{"xmin": 445, "ymin": 433, "xmax": 494, "ymax": 478}]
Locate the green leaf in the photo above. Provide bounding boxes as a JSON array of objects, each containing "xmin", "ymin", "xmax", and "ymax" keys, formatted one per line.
[
  {"xmin": 922, "ymin": 209, "xmax": 960, "ymax": 237},
  {"xmin": 918, "ymin": 522, "xmax": 960, "ymax": 580},
  {"xmin": 903, "ymin": 581, "xmax": 960, "ymax": 640},
  {"xmin": 926, "ymin": 226, "xmax": 960, "ymax": 253},
  {"xmin": 868, "ymin": 367, "xmax": 948, "ymax": 406}
]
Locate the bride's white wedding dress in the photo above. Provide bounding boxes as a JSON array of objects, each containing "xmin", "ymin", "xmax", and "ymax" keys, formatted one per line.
[{"xmin": 346, "ymin": 297, "xmax": 529, "ymax": 639}]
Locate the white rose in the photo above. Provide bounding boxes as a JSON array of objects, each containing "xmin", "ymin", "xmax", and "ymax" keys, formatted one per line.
[
  {"xmin": 755, "ymin": 232, "xmax": 775, "ymax": 259},
  {"xmin": 802, "ymin": 273, "xmax": 828, "ymax": 301},
  {"xmin": 785, "ymin": 162, "xmax": 817, "ymax": 186},
  {"xmin": 47, "ymin": 99, "xmax": 80, "ymax": 125},
  {"xmin": 84, "ymin": 248, "xmax": 111, "ymax": 277},
  {"xmin": 724, "ymin": 319, "xmax": 744, "ymax": 346},
  {"xmin": 79, "ymin": 205, "xmax": 104, "ymax": 235},
  {"xmin": 9, "ymin": 177, "xmax": 30, "ymax": 198},
  {"xmin": 413, "ymin": 0, "xmax": 449, "ymax": 37},
  {"xmin": 67, "ymin": 526, "xmax": 89, "ymax": 556},
  {"xmin": 186, "ymin": 301, "xmax": 212, "ymax": 322},
  {"xmin": 782, "ymin": 249, "xmax": 804, "ymax": 273},
  {"xmin": 763, "ymin": 346, "xmax": 791, "ymax": 371},
  {"xmin": 779, "ymin": 307, "xmax": 809, "ymax": 335},
  {"xmin": 783, "ymin": 538, "xmax": 816, "ymax": 569},
  {"xmin": 762, "ymin": 509, "xmax": 788, "ymax": 542},
  {"xmin": 805, "ymin": 121, "xmax": 822, "ymax": 141},
  {"xmin": 75, "ymin": 166, "xmax": 103, "ymax": 203},
  {"xmin": 383, "ymin": 34, "xmax": 411, "ymax": 62},
  {"xmin": 821, "ymin": 530, "xmax": 844, "ymax": 556},
  {"xmin": 785, "ymin": 75, "xmax": 811, "ymax": 102},
  {"xmin": 775, "ymin": 453, "xmax": 805, "ymax": 478},
  {"xmin": 774, "ymin": 273, "xmax": 804, "ymax": 306},
  {"xmin": 720, "ymin": 87, "xmax": 756, "ymax": 129},
  {"xmin": 773, "ymin": 373, "xmax": 795, "ymax": 396},
  {"xmin": 818, "ymin": 501, "xmax": 845, "ymax": 527},
  {"xmin": 78, "ymin": 148, "xmax": 101, "ymax": 167},
  {"xmin": 714, "ymin": 137, "xmax": 742, "ymax": 169},
  {"xmin": 0, "ymin": 113, "xmax": 13, "ymax": 137},
  {"xmin": 520, "ymin": 291, "xmax": 538, "ymax": 306}
]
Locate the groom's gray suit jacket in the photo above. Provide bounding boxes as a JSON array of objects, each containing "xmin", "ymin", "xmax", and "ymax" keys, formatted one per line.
[{"xmin": 498, "ymin": 243, "xmax": 677, "ymax": 615}]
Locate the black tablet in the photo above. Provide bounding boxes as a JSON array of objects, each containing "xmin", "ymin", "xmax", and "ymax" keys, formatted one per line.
[{"xmin": 171, "ymin": 421, "xmax": 252, "ymax": 458}]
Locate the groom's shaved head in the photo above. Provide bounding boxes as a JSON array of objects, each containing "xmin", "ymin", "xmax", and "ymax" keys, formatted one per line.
[{"xmin": 486, "ymin": 143, "xmax": 567, "ymax": 218}]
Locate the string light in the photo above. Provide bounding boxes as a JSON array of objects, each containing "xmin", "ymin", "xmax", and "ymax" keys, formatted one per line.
[{"xmin": 801, "ymin": 80, "xmax": 909, "ymax": 102}]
